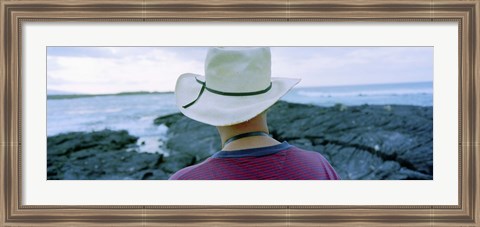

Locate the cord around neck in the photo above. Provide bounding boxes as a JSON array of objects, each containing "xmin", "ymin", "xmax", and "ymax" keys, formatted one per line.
[{"xmin": 223, "ymin": 131, "xmax": 271, "ymax": 147}]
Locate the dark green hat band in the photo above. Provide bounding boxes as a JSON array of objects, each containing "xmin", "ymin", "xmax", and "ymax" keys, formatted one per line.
[{"xmin": 182, "ymin": 77, "xmax": 273, "ymax": 109}]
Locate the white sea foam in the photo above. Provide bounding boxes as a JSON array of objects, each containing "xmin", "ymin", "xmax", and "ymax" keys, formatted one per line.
[
  {"xmin": 48, "ymin": 82, "xmax": 433, "ymax": 154},
  {"xmin": 297, "ymin": 89, "xmax": 433, "ymax": 97}
]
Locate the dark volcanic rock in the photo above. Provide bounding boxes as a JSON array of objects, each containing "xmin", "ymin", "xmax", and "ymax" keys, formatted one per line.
[
  {"xmin": 48, "ymin": 101, "xmax": 433, "ymax": 180},
  {"xmin": 154, "ymin": 113, "xmax": 184, "ymax": 127},
  {"xmin": 47, "ymin": 129, "xmax": 167, "ymax": 180},
  {"xmin": 267, "ymin": 101, "xmax": 433, "ymax": 179},
  {"xmin": 162, "ymin": 117, "xmax": 220, "ymax": 170},
  {"xmin": 154, "ymin": 113, "xmax": 221, "ymax": 172},
  {"xmin": 156, "ymin": 101, "xmax": 433, "ymax": 180}
]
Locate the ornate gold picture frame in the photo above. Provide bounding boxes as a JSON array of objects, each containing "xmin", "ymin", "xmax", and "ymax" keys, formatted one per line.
[{"xmin": 1, "ymin": 0, "xmax": 479, "ymax": 226}]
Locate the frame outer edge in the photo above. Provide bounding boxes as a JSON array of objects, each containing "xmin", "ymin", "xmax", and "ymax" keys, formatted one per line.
[
  {"xmin": 1, "ymin": 0, "xmax": 6, "ymax": 226},
  {"xmin": 474, "ymin": 0, "xmax": 480, "ymax": 224},
  {"xmin": 0, "ymin": 0, "xmax": 5, "ymax": 145},
  {"xmin": 463, "ymin": 0, "xmax": 479, "ymax": 224},
  {"xmin": 1, "ymin": 0, "xmax": 479, "ymax": 226}
]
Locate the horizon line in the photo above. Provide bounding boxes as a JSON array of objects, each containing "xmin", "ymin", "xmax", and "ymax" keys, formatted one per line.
[{"xmin": 48, "ymin": 80, "xmax": 433, "ymax": 96}]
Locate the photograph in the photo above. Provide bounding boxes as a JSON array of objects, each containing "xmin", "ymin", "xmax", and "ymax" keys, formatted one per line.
[{"xmin": 47, "ymin": 46, "xmax": 433, "ymax": 180}]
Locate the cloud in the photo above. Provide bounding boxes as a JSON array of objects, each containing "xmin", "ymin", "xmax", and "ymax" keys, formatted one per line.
[
  {"xmin": 47, "ymin": 47, "xmax": 204, "ymax": 94},
  {"xmin": 271, "ymin": 47, "xmax": 432, "ymax": 87},
  {"xmin": 47, "ymin": 47, "xmax": 433, "ymax": 94}
]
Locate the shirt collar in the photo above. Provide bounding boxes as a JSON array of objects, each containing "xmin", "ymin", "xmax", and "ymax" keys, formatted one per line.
[{"xmin": 212, "ymin": 141, "xmax": 291, "ymax": 158}]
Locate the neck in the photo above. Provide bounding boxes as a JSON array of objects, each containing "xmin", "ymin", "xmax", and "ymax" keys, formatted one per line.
[{"xmin": 216, "ymin": 113, "xmax": 280, "ymax": 151}]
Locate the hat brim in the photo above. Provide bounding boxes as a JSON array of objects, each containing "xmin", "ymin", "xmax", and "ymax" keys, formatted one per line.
[{"xmin": 175, "ymin": 73, "xmax": 300, "ymax": 126}]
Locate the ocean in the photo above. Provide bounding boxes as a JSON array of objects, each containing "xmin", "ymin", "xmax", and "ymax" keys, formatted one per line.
[{"xmin": 47, "ymin": 81, "xmax": 432, "ymax": 154}]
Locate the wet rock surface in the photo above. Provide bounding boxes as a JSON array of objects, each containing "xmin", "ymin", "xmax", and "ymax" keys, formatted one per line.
[
  {"xmin": 47, "ymin": 130, "xmax": 168, "ymax": 180},
  {"xmin": 155, "ymin": 101, "xmax": 433, "ymax": 180},
  {"xmin": 268, "ymin": 102, "xmax": 432, "ymax": 179},
  {"xmin": 48, "ymin": 101, "xmax": 432, "ymax": 180}
]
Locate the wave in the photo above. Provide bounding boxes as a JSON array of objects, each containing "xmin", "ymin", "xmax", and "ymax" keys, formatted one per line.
[
  {"xmin": 65, "ymin": 108, "xmax": 122, "ymax": 115},
  {"xmin": 296, "ymin": 89, "xmax": 433, "ymax": 98}
]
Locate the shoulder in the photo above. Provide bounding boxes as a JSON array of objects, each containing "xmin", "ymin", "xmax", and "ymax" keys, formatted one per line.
[
  {"xmin": 285, "ymin": 146, "xmax": 341, "ymax": 180},
  {"xmin": 168, "ymin": 165, "xmax": 196, "ymax": 180},
  {"xmin": 168, "ymin": 159, "xmax": 211, "ymax": 180},
  {"xmin": 285, "ymin": 146, "xmax": 326, "ymax": 161}
]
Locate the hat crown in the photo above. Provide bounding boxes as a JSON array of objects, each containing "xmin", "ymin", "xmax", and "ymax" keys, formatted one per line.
[{"xmin": 204, "ymin": 47, "xmax": 271, "ymax": 92}]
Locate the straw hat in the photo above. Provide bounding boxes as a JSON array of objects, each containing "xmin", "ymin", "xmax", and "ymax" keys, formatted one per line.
[{"xmin": 175, "ymin": 47, "xmax": 300, "ymax": 126}]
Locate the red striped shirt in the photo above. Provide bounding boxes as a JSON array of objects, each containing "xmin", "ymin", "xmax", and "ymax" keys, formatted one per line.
[{"xmin": 169, "ymin": 142, "xmax": 340, "ymax": 180}]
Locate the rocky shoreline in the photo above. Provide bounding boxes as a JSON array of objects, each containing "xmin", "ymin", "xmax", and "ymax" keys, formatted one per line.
[{"xmin": 48, "ymin": 101, "xmax": 433, "ymax": 180}]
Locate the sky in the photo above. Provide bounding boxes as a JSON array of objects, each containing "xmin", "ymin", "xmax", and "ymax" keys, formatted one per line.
[{"xmin": 47, "ymin": 47, "xmax": 433, "ymax": 94}]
